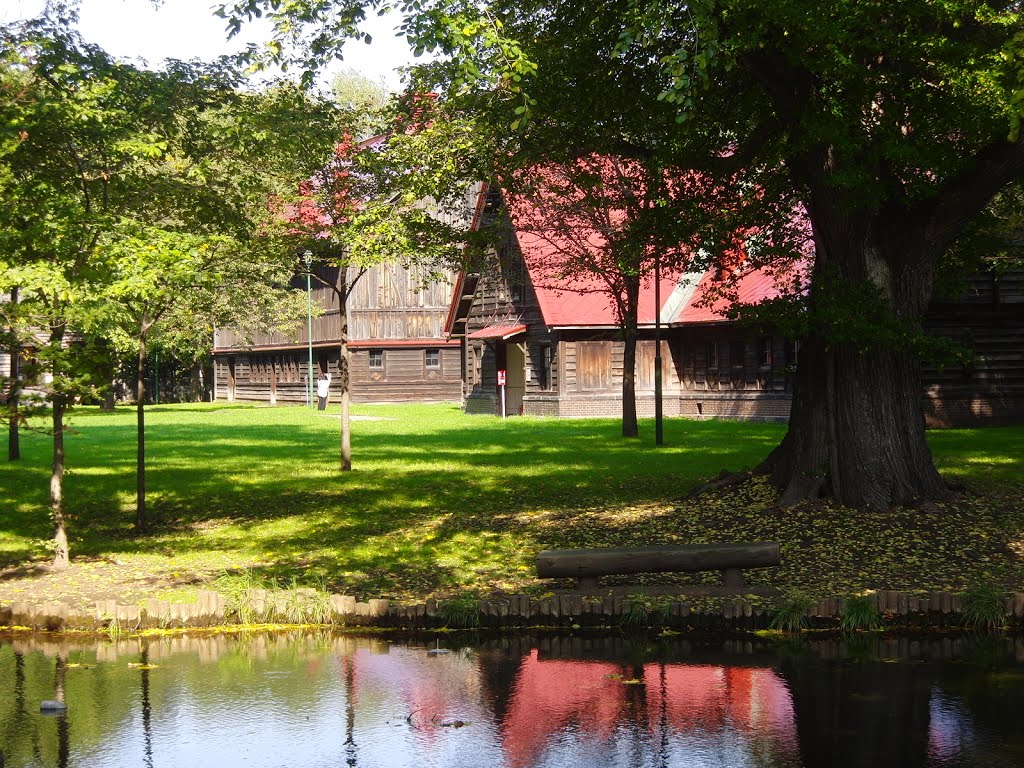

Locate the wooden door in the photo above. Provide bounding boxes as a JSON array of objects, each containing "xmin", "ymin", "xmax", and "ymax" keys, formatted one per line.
[
  {"xmin": 226, "ymin": 357, "xmax": 236, "ymax": 402},
  {"xmin": 505, "ymin": 342, "xmax": 526, "ymax": 415}
]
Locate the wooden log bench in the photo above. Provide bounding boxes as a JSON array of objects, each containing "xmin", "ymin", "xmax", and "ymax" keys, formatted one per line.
[{"xmin": 536, "ymin": 542, "xmax": 781, "ymax": 596}]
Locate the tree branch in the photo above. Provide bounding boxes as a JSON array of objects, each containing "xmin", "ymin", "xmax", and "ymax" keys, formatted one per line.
[{"xmin": 922, "ymin": 138, "xmax": 1024, "ymax": 254}]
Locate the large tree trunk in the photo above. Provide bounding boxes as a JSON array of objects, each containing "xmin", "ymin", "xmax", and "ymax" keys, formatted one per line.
[
  {"xmin": 7, "ymin": 286, "xmax": 21, "ymax": 461},
  {"xmin": 136, "ymin": 336, "xmax": 147, "ymax": 531},
  {"xmin": 740, "ymin": 46, "xmax": 1024, "ymax": 512},
  {"xmin": 758, "ymin": 336, "xmax": 950, "ymax": 510},
  {"xmin": 757, "ymin": 213, "xmax": 952, "ymax": 511}
]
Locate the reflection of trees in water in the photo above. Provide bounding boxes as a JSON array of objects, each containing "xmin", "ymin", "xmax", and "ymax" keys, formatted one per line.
[
  {"xmin": 476, "ymin": 636, "xmax": 533, "ymax": 728},
  {"xmin": 55, "ymin": 650, "xmax": 69, "ymax": 768},
  {"xmin": 780, "ymin": 652, "xmax": 931, "ymax": 768},
  {"xmin": 14, "ymin": 650, "xmax": 25, "ymax": 713},
  {"xmin": 4, "ymin": 632, "xmax": 1024, "ymax": 767},
  {"xmin": 931, "ymin": 636, "xmax": 1024, "ymax": 764},
  {"xmin": 141, "ymin": 643, "xmax": 154, "ymax": 768},
  {"xmin": 623, "ymin": 661, "xmax": 649, "ymax": 768},
  {"xmin": 343, "ymin": 653, "xmax": 357, "ymax": 768},
  {"xmin": 656, "ymin": 663, "xmax": 669, "ymax": 768}
]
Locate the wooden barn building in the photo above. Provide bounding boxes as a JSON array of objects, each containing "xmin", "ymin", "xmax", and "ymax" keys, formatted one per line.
[
  {"xmin": 447, "ymin": 189, "xmax": 1024, "ymax": 427},
  {"xmin": 212, "ymin": 260, "xmax": 462, "ymax": 405},
  {"xmin": 921, "ymin": 269, "xmax": 1024, "ymax": 427}
]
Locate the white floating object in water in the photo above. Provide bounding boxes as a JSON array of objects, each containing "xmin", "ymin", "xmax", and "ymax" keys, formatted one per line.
[
  {"xmin": 40, "ymin": 700, "xmax": 68, "ymax": 712},
  {"xmin": 426, "ymin": 648, "xmax": 451, "ymax": 656}
]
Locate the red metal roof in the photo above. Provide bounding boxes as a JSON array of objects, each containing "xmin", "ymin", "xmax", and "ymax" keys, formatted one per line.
[
  {"xmin": 467, "ymin": 323, "xmax": 528, "ymax": 340},
  {"xmin": 443, "ymin": 159, "xmax": 810, "ymax": 331},
  {"xmin": 504, "ymin": 168, "xmax": 801, "ymax": 328},
  {"xmin": 516, "ymin": 218, "xmax": 798, "ymax": 329},
  {"xmin": 526, "ymin": 263, "xmax": 684, "ymax": 328},
  {"xmin": 672, "ymin": 263, "xmax": 804, "ymax": 324}
]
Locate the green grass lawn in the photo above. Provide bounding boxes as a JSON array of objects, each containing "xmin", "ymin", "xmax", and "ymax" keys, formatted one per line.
[{"xmin": 2, "ymin": 402, "xmax": 1023, "ymax": 603}]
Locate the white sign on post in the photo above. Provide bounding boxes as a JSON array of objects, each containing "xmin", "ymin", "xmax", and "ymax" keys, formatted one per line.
[{"xmin": 498, "ymin": 369, "xmax": 507, "ymax": 419}]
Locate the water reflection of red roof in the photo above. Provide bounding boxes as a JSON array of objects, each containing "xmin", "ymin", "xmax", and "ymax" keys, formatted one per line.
[
  {"xmin": 501, "ymin": 650, "xmax": 625, "ymax": 768},
  {"xmin": 500, "ymin": 655, "xmax": 798, "ymax": 767},
  {"xmin": 643, "ymin": 665, "xmax": 797, "ymax": 740}
]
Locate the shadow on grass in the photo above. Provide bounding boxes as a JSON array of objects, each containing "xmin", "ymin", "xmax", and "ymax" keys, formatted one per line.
[
  {"xmin": 4, "ymin": 404, "xmax": 1021, "ymax": 597},
  {"xmin": 1, "ymin": 405, "xmax": 784, "ymax": 585}
]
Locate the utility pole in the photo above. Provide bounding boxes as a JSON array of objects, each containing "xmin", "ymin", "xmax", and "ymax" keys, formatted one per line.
[
  {"xmin": 304, "ymin": 251, "xmax": 315, "ymax": 409},
  {"xmin": 654, "ymin": 254, "xmax": 664, "ymax": 446}
]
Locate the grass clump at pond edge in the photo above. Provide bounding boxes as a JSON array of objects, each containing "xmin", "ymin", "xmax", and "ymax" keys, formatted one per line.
[
  {"xmin": 960, "ymin": 585, "xmax": 1009, "ymax": 632},
  {"xmin": 0, "ymin": 403, "xmax": 1022, "ymax": 609},
  {"xmin": 840, "ymin": 594, "xmax": 883, "ymax": 632}
]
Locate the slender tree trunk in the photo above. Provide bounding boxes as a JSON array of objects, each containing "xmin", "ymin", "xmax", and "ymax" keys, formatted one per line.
[
  {"xmin": 620, "ymin": 277, "xmax": 640, "ymax": 438},
  {"xmin": 101, "ymin": 349, "xmax": 116, "ymax": 412},
  {"xmin": 341, "ymin": 386, "xmax": 352, "ymax": 471},
  {"xmin": 190, "ymin": 362, "xmax": 203, "ymax": 403},
  {"xmin": 51, "ymin": 390, "xmax": 69, "ymax": 569},
  {"xmin": 621, "ymin": 328, "xmax": 639, "ymax": 438},
  {"xmin": 45, "ymin": 318, "xmax": 71, "ymax": 568},
  {"xmin": 7, "ymin": 287, "xmax": 20, "ymax": 461},
  {"xmin": 98, "ymin": 340, "xmax": 116, "ymax": 411},
  {"xmin": 136, "ymin": 335, "xmax": 147, "ymax": 532},
  {"xmin": 339, "ymin": 284, "xmax": 352, "ymax": 472}
]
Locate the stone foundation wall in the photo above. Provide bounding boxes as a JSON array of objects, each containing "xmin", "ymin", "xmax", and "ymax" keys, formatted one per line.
[
  {"xmin": 516, "ymin": 392, "xmax": 790, "ymax": 422},
  {"xmin": 677, "ymin": 392, "xmax": 792, "ymax": 422},
  {"xmin": 463, "ymin": 393, "xmax": 497, "ymax": 415}
]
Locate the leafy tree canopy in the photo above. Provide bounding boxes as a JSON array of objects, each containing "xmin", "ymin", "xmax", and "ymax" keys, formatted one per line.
[{"xmin": 220, "ymin": 0, "xmax": 1024, "ymax": 511}]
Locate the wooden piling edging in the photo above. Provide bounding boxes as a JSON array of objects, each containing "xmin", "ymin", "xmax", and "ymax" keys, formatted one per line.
[{"xmin": 3, "ymin": 588, "xmax": 1024, "ymax": 633}]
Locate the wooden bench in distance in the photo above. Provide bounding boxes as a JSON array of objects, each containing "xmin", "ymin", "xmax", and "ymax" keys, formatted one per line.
[{"xmin": 536, "ymin": 542, "xmax": 781, "ymax": 596}]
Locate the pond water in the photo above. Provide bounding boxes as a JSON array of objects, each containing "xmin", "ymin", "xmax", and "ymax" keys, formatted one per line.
[{"xmin": 2, "ymin": 631, "xmax": 1024, "ymax": 768}]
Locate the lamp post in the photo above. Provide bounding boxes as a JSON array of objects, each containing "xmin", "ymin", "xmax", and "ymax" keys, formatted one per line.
[
  {"xmin": 654, "ymin": 253, "xmax": 664, "ymax": 446},
  {"xmin": 304, "ymin": 250, "xmax": 314, "ymax": 409}
]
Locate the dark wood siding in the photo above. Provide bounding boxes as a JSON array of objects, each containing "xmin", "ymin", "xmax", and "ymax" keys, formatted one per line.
[
  {"xmin": 459, "ymin": 223, "xmax": 555, "ymax": 410},
  {"xmin": 922, "ymin": 270, "xmax": 1024, "ymax": 426},
  {"xmin": 213, "ymin": 258, "xmax": 458, "ymax": 404},
  {"xmin": 575, "ymin": 341, "xmax": 613, "ymax": 391},
  {"xmin": 675, "ymin": 330, "xmax": 791, "ymax": 394},
  {"xmin": 349, "ymin": 347, "xmax": 461, "ymax": 402}
]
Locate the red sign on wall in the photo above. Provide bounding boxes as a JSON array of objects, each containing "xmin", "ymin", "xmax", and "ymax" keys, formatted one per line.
[{"xmin": 497, "ymin": 369, "xmax": 507, "ymax": 386}]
